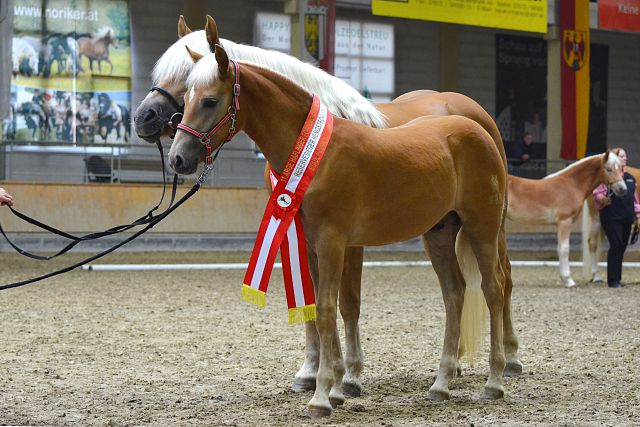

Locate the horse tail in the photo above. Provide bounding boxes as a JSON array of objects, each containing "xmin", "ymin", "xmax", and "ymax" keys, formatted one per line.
[{"xmin": 455, "ymin": 227, "xmax": 487, "ymax": 367}]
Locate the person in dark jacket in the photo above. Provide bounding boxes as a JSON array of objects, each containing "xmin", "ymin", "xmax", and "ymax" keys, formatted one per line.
[
  {"xmin": 511, "ymin": 132, "xmax": 536, "ymax": 167},
  {"xmin": 592, "ymin": 148, "xmax": 640, "ymax": 288}
]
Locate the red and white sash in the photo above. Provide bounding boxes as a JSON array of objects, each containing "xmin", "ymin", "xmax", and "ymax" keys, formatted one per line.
[{"xmin": 243, "ymin": 96, "xmax": 333, "ymax": 324}]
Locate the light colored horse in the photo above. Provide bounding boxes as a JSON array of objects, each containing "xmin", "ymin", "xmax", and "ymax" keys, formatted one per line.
[
  {"xmin": 170, "ymin": 47, "xmax": 511, "ymax": 417},
  {"xmin": 77, "ymin": 27, "xmax": 118, "ymax": 75},
  {"xmin": 12, "ymin": 37, "xmax": 38, "ymax": 76},
  {"xmin": 134, "ymin": 16, "xmax": 523, "ymax": 400},
  {"xmin": 508, "ymin": 153, "xmax": 627, "ymax": 287},
  {"xmin": 583, "ymin": 165, "xmax": 640, "ymax": 281}
]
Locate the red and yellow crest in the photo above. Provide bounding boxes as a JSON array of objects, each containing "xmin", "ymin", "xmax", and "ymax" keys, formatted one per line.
[{"xmin": 563, "ymin": 29, "xmax": 589, "ymax": 71}]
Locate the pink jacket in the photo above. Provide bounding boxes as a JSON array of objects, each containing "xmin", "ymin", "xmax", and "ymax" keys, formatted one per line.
[{"xmin": 592, "ymin": 181, "xmax": 640, "ymax": 213}]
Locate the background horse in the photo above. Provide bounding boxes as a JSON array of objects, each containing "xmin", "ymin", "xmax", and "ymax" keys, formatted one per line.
[
  {"xmin": 170, "ymin": 48, "xmax": 510, "ymax": 417},
  {"xmin": 134, "ymin": 16, "xmax": 522, "ymax": 400},
  {"xmin": 11, "ymin": 38, "xmax": 38, "ymax": 77},
  {"xmin": 97, "ymin": 93, "xmax": 130, "ymax": 143},
  {"xmin": 508, "ymin": 153, "xmax": 626, "ymax": 288},
  {"xmin": 583, "ymin": 165, "xmax": 640, "ymax": 281},
  {"xmin": 77, "ymin": 27, "xmax": 118, "ymax": 75}
]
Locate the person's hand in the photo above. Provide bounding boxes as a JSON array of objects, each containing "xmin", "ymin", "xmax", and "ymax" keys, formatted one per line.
[
  {"xmin": 0, "ymin": 188, "xmax": 13, "ymax": 206},
  {"xmin": 598, "ymin": 194, "xmax": 611, "ymax": 206}
]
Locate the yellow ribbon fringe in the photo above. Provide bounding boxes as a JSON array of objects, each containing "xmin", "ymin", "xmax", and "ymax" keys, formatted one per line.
[
  {"xmin": 288, "ymin": 304, "xmax": 316, "ymax": 325},
  {"xmin": 242, "ymin": 284, "xmax": 266, "ymax": 308}
]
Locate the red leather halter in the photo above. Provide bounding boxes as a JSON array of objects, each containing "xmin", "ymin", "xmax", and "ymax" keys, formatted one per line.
[{"xmin": 176, "ymin": 60, "xmax": 241, "ymax": 165}]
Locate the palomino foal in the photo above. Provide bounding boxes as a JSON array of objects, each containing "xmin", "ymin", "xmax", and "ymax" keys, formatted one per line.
[
  {"xmin": 134, "ymin": 16, "xmax": 523, "ymax": 399},
  {"xmin": 508, "ymin": 152, "xmax": 626, "ymax": 287},
  {"xmin": 170, "ymin": 46, "xmax": 510, "ymax": 417}
]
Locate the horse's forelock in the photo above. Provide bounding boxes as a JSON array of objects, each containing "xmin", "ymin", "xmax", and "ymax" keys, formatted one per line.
[
  {"xmin": 187, "ymin": 54, "xmax": 221, "ymax": 90},
  {"xmin": 152, "ymin": 30, "xmax": 210, "ymax": 85}
]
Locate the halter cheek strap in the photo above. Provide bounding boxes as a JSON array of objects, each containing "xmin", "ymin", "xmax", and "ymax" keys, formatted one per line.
[
  {"xmin": 149, "ymin": 85, "xmax": 185, "ymax": 137},
  {"xmin": 176, "ymin": 60, "xmax": 241, "ymax": 165}
]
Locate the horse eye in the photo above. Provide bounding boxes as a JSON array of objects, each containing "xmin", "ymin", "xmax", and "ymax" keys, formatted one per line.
[
  {"xmin": 202, "ymin": 98, "xmax": 218, "ymax": 108},
  {"xmin": 606, "ymin": 167, "xmax": 612, "ymax": 173}
]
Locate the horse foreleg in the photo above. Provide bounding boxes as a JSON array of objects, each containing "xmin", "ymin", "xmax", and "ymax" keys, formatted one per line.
[
  {"xmin": 107, "ymin": 58, "xmax": 114, "ymax": 75},
  {"xmin": 423, "ymin": 213, "xmax": 464, "ymax": 401},
  {"xmin": 339, "ymin": 246, "xmax": 364, "ymax": 397},
  {"xmin": 557, "ymin": 218, "xmax": 576, "ymax": 287},
  {"xmin": 587, "ymin": 208, "xmax": 604, "ymax": 283},
  {"xmin": 308, "ymin": 238, "xmax": 345, "ymax": 418},
  {"xmin": 293, "ymin": 246, "xmax": 320, "ymax": 392}
]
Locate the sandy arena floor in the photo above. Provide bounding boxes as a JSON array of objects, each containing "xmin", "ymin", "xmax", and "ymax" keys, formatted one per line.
[{"xmin": 0, "ymin": 250, "xmax": 638, "ymax": 426}]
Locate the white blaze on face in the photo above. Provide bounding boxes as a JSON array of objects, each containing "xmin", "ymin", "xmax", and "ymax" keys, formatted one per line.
[{"xmin": 189, "ymin": 85, "xmax": 196, "ymax": 103}]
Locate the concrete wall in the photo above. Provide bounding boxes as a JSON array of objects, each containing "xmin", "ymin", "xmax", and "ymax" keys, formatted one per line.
[{"xmin": 0, "ymin": 182, "xmax": 266, "ymax": 233}]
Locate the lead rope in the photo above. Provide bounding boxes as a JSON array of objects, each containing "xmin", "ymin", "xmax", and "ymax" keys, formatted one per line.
[{"xmin": 0, "ymin": 144, "xmax": 221, "ymax": 291}]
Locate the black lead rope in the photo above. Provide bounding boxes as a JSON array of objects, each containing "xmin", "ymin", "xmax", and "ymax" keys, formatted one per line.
[
  {"xmin": 0, "ymin": 141, "xmax": 226, "ymax": 291},
  {"xmin": 0, "ymin": 141, "xmax": 174, "ymax": 260}
]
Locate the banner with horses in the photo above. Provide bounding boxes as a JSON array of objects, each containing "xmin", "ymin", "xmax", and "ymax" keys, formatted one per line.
[{"xmin": 3, "ymin": 0, "xmax": 132, "ymax": 144}]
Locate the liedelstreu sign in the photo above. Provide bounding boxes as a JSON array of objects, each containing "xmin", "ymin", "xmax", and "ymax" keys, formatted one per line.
[{"xmin": 372, "ymin": 0, "xmax": 547, "ymax": 34}]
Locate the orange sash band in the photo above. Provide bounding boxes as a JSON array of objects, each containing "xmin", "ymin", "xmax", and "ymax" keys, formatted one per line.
[{"xmin": 242, "ymin": 96, "xmax": 333, "ymax": 324}]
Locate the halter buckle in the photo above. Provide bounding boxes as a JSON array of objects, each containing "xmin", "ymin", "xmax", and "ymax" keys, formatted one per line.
[{"xmin": 233, "ymin": 83, "xmax": 240, "ymax": 96}]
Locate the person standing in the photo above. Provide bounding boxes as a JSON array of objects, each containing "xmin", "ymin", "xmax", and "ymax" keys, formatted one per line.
[{"xmin": 592, "ymin": 148, "xmax": 640, "ymax": 288}]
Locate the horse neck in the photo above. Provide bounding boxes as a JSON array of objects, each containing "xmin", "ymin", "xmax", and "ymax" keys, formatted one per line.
[
  {"xmin": 238, "ymin": 64, "xmax": 315, "ymax": 173},
  {"xmin": 556, "ymin": 157, "xmax": 604, "ymax": 199}
]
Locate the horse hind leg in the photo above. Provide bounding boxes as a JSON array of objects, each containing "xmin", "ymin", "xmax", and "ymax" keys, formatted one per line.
[
  {"xmin": 423, "ymin": 212, "xmax": 465, "ymax": 401},
  {"xmin": 458, "ymin": 208, "xmax": 506, "ymax": 400},
  {"xmin": 499, "ymin": 232, "xmax": 523, "ymax": 376}
]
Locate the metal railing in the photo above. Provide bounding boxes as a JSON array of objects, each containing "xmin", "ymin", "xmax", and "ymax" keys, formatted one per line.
[{"xmin": 0, "ymin": 139, "xmax": 267, "ymax": 187}]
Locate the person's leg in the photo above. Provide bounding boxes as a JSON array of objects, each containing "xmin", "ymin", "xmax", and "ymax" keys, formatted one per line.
[
  {"xmin": 619, "ymin": 221, "xmax": 633, "ymax": 283},
  {"xmin": 602, "ymin": 221, "xmax": 625, "ymax": 286}
]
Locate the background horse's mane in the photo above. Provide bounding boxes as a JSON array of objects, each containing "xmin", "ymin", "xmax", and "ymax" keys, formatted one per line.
[
  {"xmin": 153, "ymin": 30, "xmax": 388, "ymax": 128},
  {"xmin": 543, "ymin": 153, "xmax": 614, "ymax": 180},
  {"xmin": 95, "ymin": 27, "xmax": 115, "ymax": 39}
]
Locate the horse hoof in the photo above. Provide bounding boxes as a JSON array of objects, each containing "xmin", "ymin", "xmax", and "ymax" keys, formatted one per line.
[
  {"xmin": 591, "ymin": 275, "xmax": 604, "ymax": 283},
  {"xmin": 480, "ymin": 386, "xmax": 504, "ymax": 400},
  {"xmin": 292, "ymin": 377, "xmax": 316, "ymax": 393},
  {"xmin": 308, "ymin": 404, "xmax": 332, "ymax": 418},
  {"xmin": 342, "ymin": 380, "xmax": 362, "ymax": 398},
  {"xmin": 456, "ymin": 365, "xmax": 462, "ymax": 377},
  {"xmin": 329, "ymin": 395, "xmax": 345, "ymax": 408},
  {"xmin": 427, "ymin": 388, "xmax": 450, "ymax": 401},
  {"xmin": 504, "ymin": 361, "xmax": 523, "ymax": 377},
  {"xmin": 564, "ymin": 280, "xmax": 577, "ymax": 288}
]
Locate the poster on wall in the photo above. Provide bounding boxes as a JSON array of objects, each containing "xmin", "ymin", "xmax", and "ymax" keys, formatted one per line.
[
  {"xmin": 334, "ymin": 19, "xmax": 394, "ymax": 102},
  {"xmin": 495, "ymin": 34, "xmax": 547, "ymax": 178},
  {"xmin": 3, "ymin": 0, "xmax": 131, "ymax": 145},
  {"xmin": 586, "ymin": 44, "xmax": 608, "ymax": 156}
]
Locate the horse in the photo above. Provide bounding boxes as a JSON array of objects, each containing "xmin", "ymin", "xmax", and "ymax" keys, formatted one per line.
[
  {"xmin": 507, "ymin": 153, "xmax": 627, "ymax": 288},
  {"xmin": 169, "ymin": 45, "xmax": 512, "ymax": 417},
  {"xmin": 11, "ymin": 37, "xmax": 38, "ymax": 77},
  {"xmin": 134, "ymin": 16, "xmax": 523, "ymax": 400},
  {"xmin": 18, "ymin": 101, "xmax": 52, "ymax": 140},
  {"xmin": 77, "ymin": 27, "xmax": 118, "ymax": 75},
  {"xmin": 583, "ymin": 165, "xmax": 640, "ymax": 281},
  {"xmin": 97, "ymin": 93, "xmax": 130, "ymax": 143}
]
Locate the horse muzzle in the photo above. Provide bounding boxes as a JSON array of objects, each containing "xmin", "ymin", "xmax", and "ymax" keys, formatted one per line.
[{"xmin": 611, "ymin": 180, "xmax": 628, "ymax": 198}]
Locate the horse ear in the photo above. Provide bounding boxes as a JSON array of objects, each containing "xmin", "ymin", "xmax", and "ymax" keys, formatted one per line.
[
  {"xmin": 215, "ymin": 44, "xmax": 230, "ymax": 76},
  {"xmin": 205, "ymin": 15, "xmax": 221, "ymax": 53},
  {"xmin": 604, "ymin": 150, "xmax": 610, "ymax": 162},
  {"xmin": 178, "ymin": 15, "xmax": 192, "ymax": 38},
  {"xmin": 185, "ymin": 45, "xmax": 203, "ymax": 63}
]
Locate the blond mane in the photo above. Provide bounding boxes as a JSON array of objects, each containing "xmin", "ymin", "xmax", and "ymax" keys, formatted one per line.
[{"xmin": 153, "ymin": 30, "xmax": 388, "ymax": 128}]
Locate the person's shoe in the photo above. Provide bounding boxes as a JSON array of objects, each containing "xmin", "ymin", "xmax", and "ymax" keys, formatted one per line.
[{"xmin": 608, "ymin": 282, "xmax": 624, "ymax": 288}]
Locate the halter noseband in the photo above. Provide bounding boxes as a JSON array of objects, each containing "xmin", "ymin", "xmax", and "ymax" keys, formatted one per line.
[
  {"xmin": 176, "ymin": 60, "xmax": 241, "ymax": 165},
  {"xmin": 149, "ymin": 85, "xmax": 185, "ymax": 136}
]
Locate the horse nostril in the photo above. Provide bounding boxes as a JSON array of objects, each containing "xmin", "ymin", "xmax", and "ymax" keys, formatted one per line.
[
  {"xmin": 172, "ymin": 154, "xmax": 183, "ymax": 171},
  {"xmin": 143, "ymin": 109, "xmax": 157, "ymax": 123}
]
